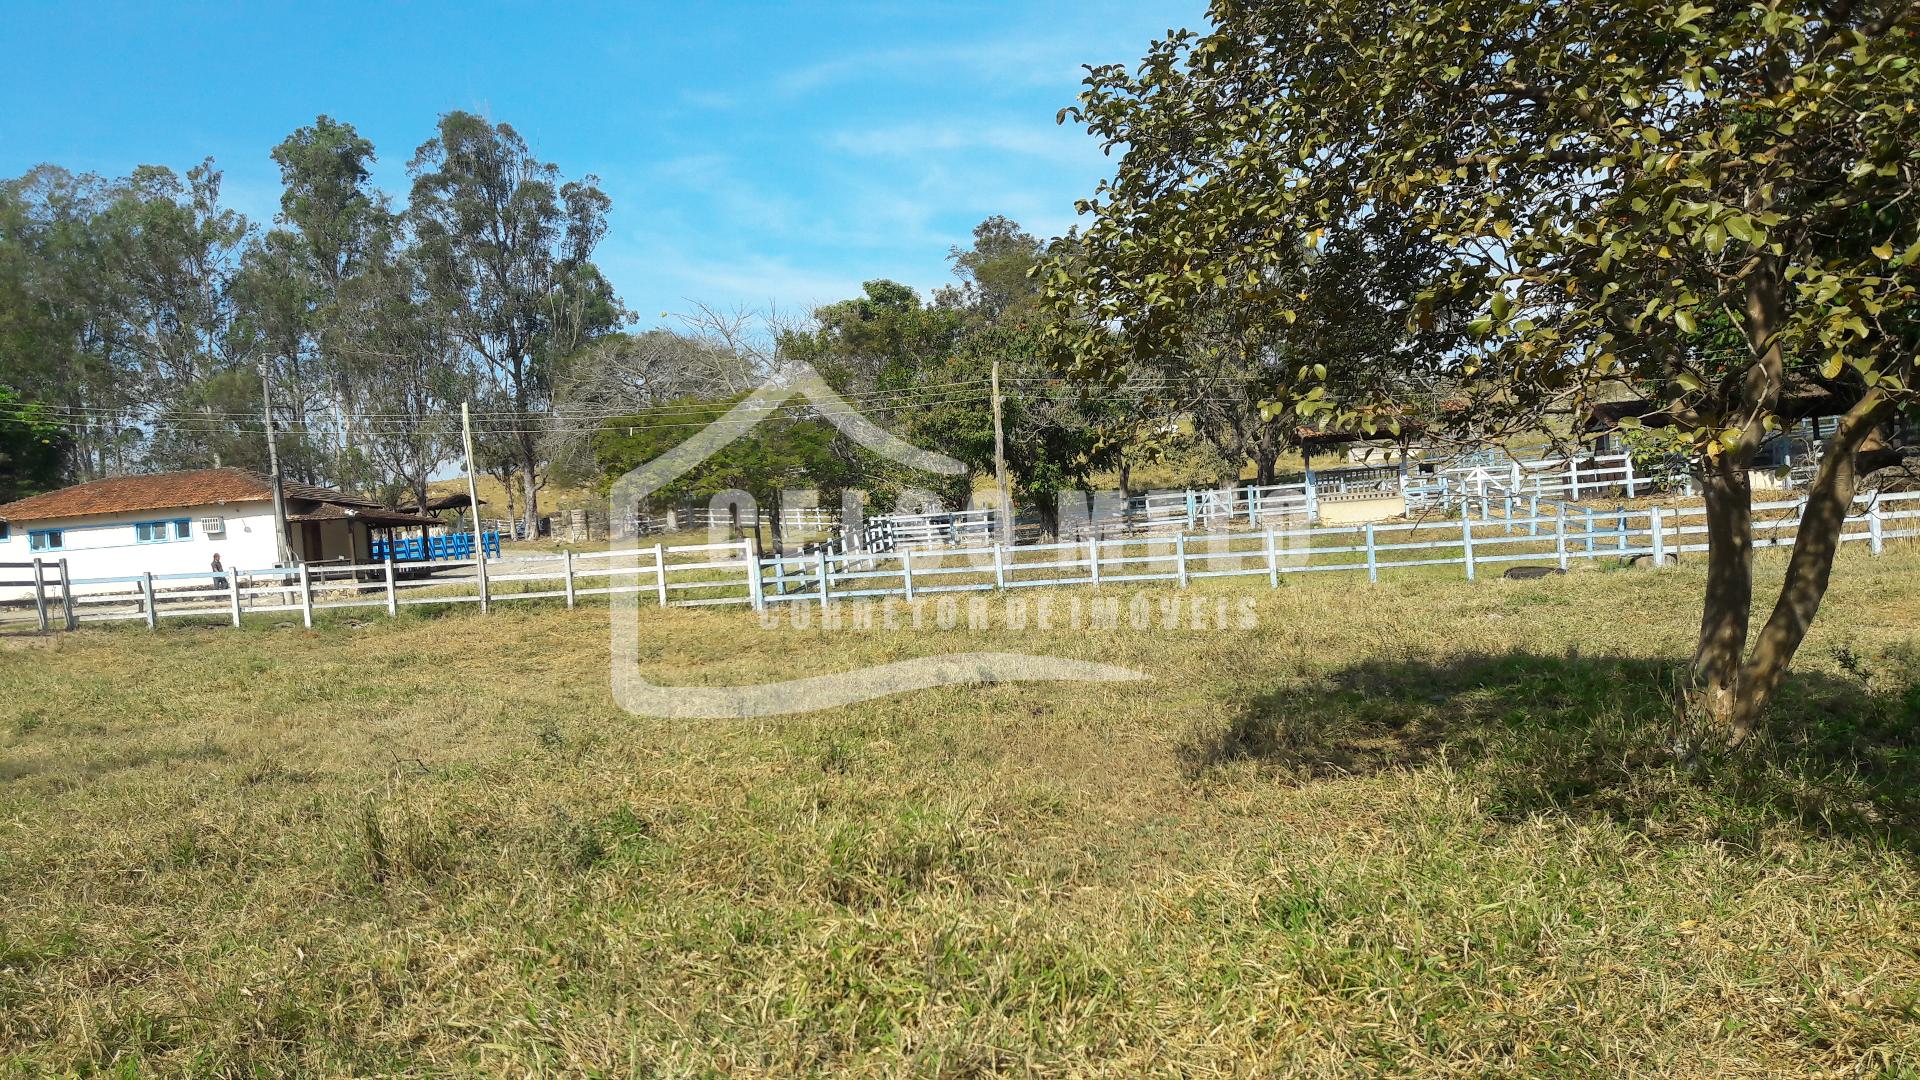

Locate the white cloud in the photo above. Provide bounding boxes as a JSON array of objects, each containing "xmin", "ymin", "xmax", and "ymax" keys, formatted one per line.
[{"xmin": 826, "ymin": 121, "xmax": 1099, "ymax": 167}]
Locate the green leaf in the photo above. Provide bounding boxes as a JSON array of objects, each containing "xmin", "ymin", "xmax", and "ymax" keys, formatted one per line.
[{"xmin": 1674, "ymin": 310, "xmax": 1697, "ymax": 333}]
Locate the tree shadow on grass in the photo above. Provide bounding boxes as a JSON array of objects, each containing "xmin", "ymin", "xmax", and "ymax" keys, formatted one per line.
[{"xmin": 1187, "ymin": 646, "xmax": 1920, "ymax": 852}]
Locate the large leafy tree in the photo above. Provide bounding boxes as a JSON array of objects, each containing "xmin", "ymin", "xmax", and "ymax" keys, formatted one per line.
[
  {"xmin": 1046, "ymin": 0, "xmax": 1920, "ymax": 742},
  {"xmin": 409, "ymin": 111, "xmax": 623, "ymax": 534},
  {"xmin": 262, "ymin": 116, "xmax": 392, "ymax": 483},
  {"xmin": 593, "ymin": 394, "xmax": 853, "ymax": 546},
  {"xmin": 0, "ymin": 386, "xmax": 68, "ymax": 502}
]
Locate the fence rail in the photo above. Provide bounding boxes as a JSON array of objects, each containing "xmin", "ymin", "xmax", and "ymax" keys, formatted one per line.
[{"xmin": 6, "ymin": 490, "xmax": 1917, "ymax": 633}]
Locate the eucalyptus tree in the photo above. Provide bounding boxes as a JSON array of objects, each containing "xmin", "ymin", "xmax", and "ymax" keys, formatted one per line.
[
  {"xmin": 1045, "ymin": 0, "xmax": 1920, "ymax": 742},
  {"xmin": 408, "ymin": 111, "xmax": 623, "ymax": 533},
  {"xmin": 0, "ymin": 166, "xmax": 130, "ymax": 477},
  {"xmin": 264, "ymin": 116, "xmax": 392, "ymax": 474},
  {"xmin": 336, "ymin": 245, "xmax": 468, "ymax": 511}
]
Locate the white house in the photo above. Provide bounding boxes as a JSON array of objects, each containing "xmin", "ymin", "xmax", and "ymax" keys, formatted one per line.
[{"xmin": 0, "ymin": 468, "xmax": 442, "ymax": 600}]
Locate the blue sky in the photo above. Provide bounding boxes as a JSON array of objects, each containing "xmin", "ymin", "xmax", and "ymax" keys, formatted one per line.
[{"xmin": 0, "ymin": 1, "xmax": 1207, "ymax": 329}]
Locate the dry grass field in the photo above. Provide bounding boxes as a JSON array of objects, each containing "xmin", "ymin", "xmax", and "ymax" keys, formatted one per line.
[{"xmin": 2, "ymin": 548, "xmax": 1918, "ymax": 1076}]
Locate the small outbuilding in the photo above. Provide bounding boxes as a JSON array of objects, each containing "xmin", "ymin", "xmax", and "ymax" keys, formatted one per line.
[{"xmin": 0, "ymin": 468, "xmax": 442, "ymax": 599}]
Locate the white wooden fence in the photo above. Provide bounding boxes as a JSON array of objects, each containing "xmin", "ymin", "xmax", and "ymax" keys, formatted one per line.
[{"xmin": 6, "ymin": 490, "xmax": 1916, "ymax": 632}]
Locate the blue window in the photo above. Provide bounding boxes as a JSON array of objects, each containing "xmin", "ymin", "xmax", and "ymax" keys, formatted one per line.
[
  {"xmin": 135, "ymin": 518, "xmax": 190, "ymax": 543},
  {"xmin": 0, "ymin": 521, "xmax": 9, "ymax": 541},
  {"xmin": 29, "ymin": 529, "xmax": 62, "ymax": 551}
]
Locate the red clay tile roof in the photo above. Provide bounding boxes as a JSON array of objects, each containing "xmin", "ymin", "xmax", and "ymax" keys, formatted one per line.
[{"xmin": 0, "ymin": 468, "xmax": 383, "ymax": 523}]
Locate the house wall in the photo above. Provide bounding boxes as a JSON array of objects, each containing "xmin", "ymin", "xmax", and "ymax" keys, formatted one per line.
[{"xmin": 0, "ymin": 500, "xmax": 284, "ymax": 600}]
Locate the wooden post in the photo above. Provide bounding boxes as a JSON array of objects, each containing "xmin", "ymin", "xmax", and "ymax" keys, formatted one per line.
[
  {"xmin": 1624, "ymin": 453, "xmax": 1638, "ymax": 497},
  {"xmin": 30, "ymin": 559, "xmax": 48, "ymax": 632},
  {"xmin": 1088, "ymin": 537, "xmax": 1101, "ymax": 586},
  {"xmin": 1365, "ymin": 523, "xmax": 1378, "ymax": 584},
  {"xmin": 1555, "ymin": 505, "xmax": 1569, "ymax": 570},
  {"xmin": 1265, "ymin": 527, "xmax": 1279, "ymax": 587},
  {"xmin": 563, "ymin": 549, "xmax": 577, "ymax": 609},
  {"xmin": 461, "ymin": 400, "xmax": 489, "ymax": 614},
  {"xmin": 901, "ymin": 547, "xmax": 915, "ymax": 601},
  {"xmin": 1176, "ymin": 532, "xmax": 1190, "ymax": 588},
  {"xmin": 384, "ymin": 556, "xmax": 397, "ymax": 617},
  {"xmin": 1568, "ymin": 458, "xmax": 1580, "ymax": 500},
  {"xmin": 57, "ymin": 558, "xmax": 75, "ymax": 629},
  {"xmin": 653, "ymin": 544, "xmax": 668, "ymax": 607},
  {"xmin": 1650, "ymin": 506, "xmax": 1666, "ymax": 566},
  {"xmin": 992, "ymin": 542, "xmax": 1006, "ymax": 589},
  {"xmin": 229, "ymin": 570, "xmax": 243, "ymax": 627},
  {"xmin": 817, "ymin": 548, "xmax": 831, "ymax": 609},
  {"xmin": 298, "ymin": 564, "xmax": 313, "ymax": 628},
  {"xmin": 991, "ymin": 358, "xmax": 1012, "ymax": 548},
  {"xmin": 1461, "ymin": 514, "xmax": 1476, "ymax": 580},
  {"xmin": 141, "ymin": 572, "xmax": 157, "ymax": 630},
  {"xmin": 1616, "ymin": 508, "xmax": 1629, "ymax": 555},
  {"xmin": 742, "ymin": 539, "xmax": 761, "ymax": 611},
  {"xmin": 1528, "ymin": 495, "xmax": 1539, "ymax": 537},
  {"xmin": 1585, "ymin": 509, "xmax": 1597, "ymax": 554},
  {"xmin": 1869, "ymin": 493, "xmax": 1884, "ymax": 556}
]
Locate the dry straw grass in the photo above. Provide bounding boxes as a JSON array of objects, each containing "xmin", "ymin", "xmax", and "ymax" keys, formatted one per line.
[{"xmin": 2, "ymin": 546, "xmax": 1918, "ymax": 1076}]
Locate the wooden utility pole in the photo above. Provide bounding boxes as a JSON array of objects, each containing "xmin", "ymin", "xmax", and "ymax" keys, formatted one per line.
[
  {"xmin": 260, "ymin": 361, "xmax": 293, "ymax": 565},
  {"xmin": 992, "ymin": 359, "xmax": 1012, "ymax": 546},
  {"xmin": 461, "ymin": 401, "xmax": 490, "ymax": 612}
]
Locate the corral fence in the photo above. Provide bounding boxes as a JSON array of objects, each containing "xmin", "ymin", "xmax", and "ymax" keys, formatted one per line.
[{"xmin": 7, "ymin": 490, "xmax": 1916, "ymax": 633}]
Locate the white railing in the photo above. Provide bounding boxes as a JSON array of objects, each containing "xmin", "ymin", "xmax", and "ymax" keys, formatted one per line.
[{"xmin": 10, "ymin": 490, "xmax": 1915, "ymax": 632}]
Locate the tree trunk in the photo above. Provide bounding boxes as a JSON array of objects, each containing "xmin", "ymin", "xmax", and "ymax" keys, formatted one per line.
[
  {"xmin": 521, "ymin": 461, "xmax": 539, "ymax": 538},
  {"xmin": 1255, "ymin": 453, "xmax": 1277, "ymax": 487},
  {"xmin": 1692, "ymin": 458, "xmax": 1754, "ymax": 731},
  {"xmin": 1728, "ymin": 392, "xmax": 1892, "ymax": 742},
  {"xmin": 1118, "ymin": 457, "xmax": 1132, "ymax": 503}
]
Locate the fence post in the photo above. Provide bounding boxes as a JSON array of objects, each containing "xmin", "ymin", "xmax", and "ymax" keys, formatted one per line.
[
  {"xmin": 653, "ymin": 544, "xmax": 668, "ymax": 608},
  {"xmin": 1461, "ymin": 514, "xmax": 1476, "ymax": 580},
  {"xmin": 1568, "ymin": 458, "xmax": 1580, "ymax": 500},
  {"xmin": 1176, "ymin": 532, "xmax": 1190, "ymax": 588},
  {"xmin": 563, "ymin": 549, "xmax": 577, "ymax": 609},
  {"xmin": 1265, "ymin": 527, "xmax": 1279, "ymax": 587},
  {"xmin": 57, "ymin": 558, "xmax": 76, "ymax": 629},
  {"xmin": 901, "ymin": 547, "xmax": 915, "ymax": 601},
  {"xmin": 1088, "ymin": 537, "xmax": 1101, "ymax": 586},
  {"xmin": 31, "ymin": 559, "xmax": 48, "ymax": 632},
  {"xmin": 1869, "ymin": 493, "xmax": 1885, "ymax": 556},
  {"xmin": 141, "ymin": 572, "xmax": 157, "ymax": 630},
  {"xmin": 384, "ymin": 556, "xmax": 397, "ymax": 618},
  {"xmin": 1555, "ymin": 505, "xmax": 1569, "ymax": 570},
  {"xmin": 1650, "ymin": 506, "xmax": 1666, "ymax": 566},
  {"xmin": 993, "ymin": 543, "xmax": 1007, "ymax": 589},
  {"xmin": 474, "ymin": 544, "xmax": 490, "ymax": 615},
  {"xmin": 229, "ymin": 570, "xmax": 243, "ymax": 627},
  {"xmin": 1624, "ymin": 453, "xmax": 1638, "ymax": 497},
  {"xmin": 1528, "ymin": 495, "xmax": 1539, "ymax": 537},
  {"xmin": 817, "ymin": 549, "xmax": 831, "ymax": 610},
  {"xmin": 742, "ymin": 541, "xmax": 761, "ymax": 612},
  {"xmin": 1364, "ymin": 523, "xmax": 1378, "ymax": 584},
  {"xmin": 298, "ymin": 564, "xmax": 313, "ymax": 629},
  {"xmin": 1616, "ymin": 508, "xmax": 1628, "ymax": 555}
]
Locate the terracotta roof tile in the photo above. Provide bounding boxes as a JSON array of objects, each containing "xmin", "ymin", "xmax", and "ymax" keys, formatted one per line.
[{"xmin": 0, "ymin": 468, "xmax": 382, "ymax": 523}]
